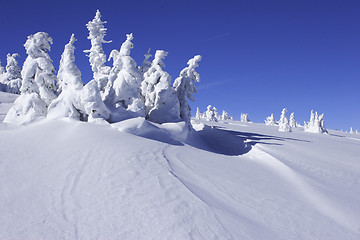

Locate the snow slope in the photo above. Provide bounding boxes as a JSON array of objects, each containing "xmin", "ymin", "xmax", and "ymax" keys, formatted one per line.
[
  {"xmin": 1, "ymin": 92, "xmax": 360, "ymax": 240},
  {"xmin": 0, "ymin": 92, "xmax": 18, "ymax": 122}
]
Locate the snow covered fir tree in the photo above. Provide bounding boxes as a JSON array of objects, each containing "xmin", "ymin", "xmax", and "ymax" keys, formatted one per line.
[
  {"xmin": 265, "ymin": 113, "xmax": 277, "ymax": 125},
  {"xmin": 304, "ymin": 110, "xmax": 328, "ymax": 134},
  {"xmin": 278, "ymin": 108, "xmax": 291, "ymax": 132},
  {"xmin": 4, "ymin": 32, "xmax": 57, "ymax": 125}
]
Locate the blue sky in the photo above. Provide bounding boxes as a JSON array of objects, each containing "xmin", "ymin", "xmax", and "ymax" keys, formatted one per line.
[{"xmin": 0, "ymin": 0, "xmax": 359, "ymax": 131}]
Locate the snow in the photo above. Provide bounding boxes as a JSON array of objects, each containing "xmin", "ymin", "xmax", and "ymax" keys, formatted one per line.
[
  {"xmin": 1, "ymin": 92, "xmax": 360, "ymax": 240},
  {"xmin": 0, "ymin": 92, "xmax": 19, "ymax": 122}
]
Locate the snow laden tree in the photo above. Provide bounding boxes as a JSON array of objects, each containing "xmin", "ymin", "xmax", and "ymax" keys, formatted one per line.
[
  {"xmin": 20, "ymin": 32, "xmax": 57, "ymax": 105},
  {"xmin": 0, "ymin": 60, "xmax": 5, "ymax": 92},
  {"xmin": 104, "ymin": 33, "xmax": 143, "ymax": 119},
  {"xmin": 4, "ymin": 32, "xmax": 57, "ymax": 124},
  {"xmin": 48, "ymin": 34, "xmax": 84, "ymax": 120},
  {"xmin": 304, "ymin": 110, "xmax": 328, "ymax": 134},
  {"xmin": 278, "ymin": 108, "xmax": 291, "ymax": 132},
  {"xmin": 84, "ymin": 10, "xmax": 111, "ymax": 95},
  {"xmin": 0, "ymin": 60, "xmax": 4, "ymax": 75},
  {"xmin": 139, "ymin": 48, "xmax": 152, "ymax": 74},
  {"xmin": 195, "ymin": 107, "xmax": 202, "ymax": 119},
  {"xmin": 0, "ymin": 53, "xmax": 22, "ymax": 93},
  {"xmin": 241, "ymin": 113, "xmax": 250, "ymax": 122},
  {"xmin": 221, "ymin": 110, "xmax": 230, "ymax": 121},
  {"xmin": 349, "ymin": 127, "xmax": 354, "ymax": 134},
  {"xmin": 265, "ymin": 113, "xmax": 276, "ymax": 125},
  {"xmin": 141, "ymin": 50, "xmax": 180, "ymax": 123},
  {"xmin": 205, "ymin": 105, "xmax": 217, "ymax": 122},
  {"xmin": 173, "ymin": 55, "xmax": 201, "ymax": 123},
  {"xmin": 213, "ymin": 106, "xmax": 220, "ymax": 120},
  {"xmin": 289, "ymin": 112, "xmax": 296, "ymax": 128}
]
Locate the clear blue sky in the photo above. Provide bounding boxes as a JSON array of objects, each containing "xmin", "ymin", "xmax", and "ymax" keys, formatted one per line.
[{"xmin": 0, "ymin": 0, "xmax": 359, "ymax": 131}]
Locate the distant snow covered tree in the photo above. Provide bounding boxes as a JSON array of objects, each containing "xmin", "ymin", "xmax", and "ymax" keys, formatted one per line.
[
  {"xmin": 349, "ymin": 127, "xmax": 354, "ymax": 134},
  {"xmin": 0, "ymin": 54, "xmax": 22, "ymax": 93},
  {"xmin": 304, "ymin": 110, "xmax": 328, "ymax": 134},
  {"xmin": 141, "ymin": 50, "xmax": 180, "ymax": 123},
  {"xmin": 48, "ymin": 34, "xmax": 83, "ymax": 120},
  {"xmin": 0, "ymin": 60, "xmax": 4, "ymax": 75},
  {"xmin": 213, "ymin": 106, "xmax": 220, "ymax": 121},
  {"xmin": 195, "ymin": 107, "xmax": 202, "ymax": 120},
  {"xmin": 173, "ymin": 55, "xmax": 201, "ymax": 123},
  {"xmin": 4, "ymin": 32, "xmax": 56, "ymax": 124},
  {"xmin": 0, "ymin": 61, "xmax": 4, "ymax": 92},
  {"xmin": 5, "ymin": 53, "xmax": 22, "ymax": 94},
  {"xmin": 104, "ymin": 33, "xmax": 143, "ymax": 118},
  {"xmin": 84, "ymin": 10, "xmax": 111, "ymax": 94},
  {"xmin": 221, "ymin": 110, "xmax": 229, "ymax": 121},
  {"xmin": 241, "ymin": 113, "xmax": 250, "ymax": 122},
  {"xmin": 265, "ymin": 113, "xmax": 276, "ymax": 125},
  {"xmin": 139, "ymin": 48, "xmax": 152, "ymax": 74},
  {"xmin": 356, "ymin": 130, "xmax": 359, "ymax": 134},
  {"xmin": 289, "ymin": 112, "xmax": 296, "ymax": 128},
  {"xmin": 205, "ymin": 105, "xmax": 216, "ymax": 122},
  {"xmin": 278, "ymin": 108, "xmax": 291, "ymax": 132}
]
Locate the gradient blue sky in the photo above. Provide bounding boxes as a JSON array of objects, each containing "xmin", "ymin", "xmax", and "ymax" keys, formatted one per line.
[{"xmin": 0, "ymin": 0, "xmax": 359, "ymax": 131}]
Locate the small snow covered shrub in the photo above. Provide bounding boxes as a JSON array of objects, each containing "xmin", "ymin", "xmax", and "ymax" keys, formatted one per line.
[
  {"xmin": 205, "ymin": 105, "xmax": 217, "ymax": 122},
  {"xmin": 278, "ymin": 108, "xmax": 291, "ymax": 132},
  {"xmin": 304, "ymin": 110, "xmax": 327, "ymax": 134},
  {"xmin": 349, "ymin": 127, "xmax": 354, "ymax": 134},
  {"xmin": 195, "ymin": 107, "xmax": 203, "ymax": 120},
  {"xmin": 289, "ymin": 112, "xmax": 296, "ymax": 128},
  {"xmin": 265, "ymin": 113, "xmax": 276, "ymax": 125},
  {"xmin": 241, "ymin": 113, "xmax": 250, "ymax": 122},
  {"xmin": 221, "ymin": 110, "xmax": 230, "ymax": 121}
]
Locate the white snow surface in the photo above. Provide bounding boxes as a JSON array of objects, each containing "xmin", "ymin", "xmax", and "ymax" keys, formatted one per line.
[{"xmin": 1, "ymin": 92, "xmax": 360, "ymax": 240}]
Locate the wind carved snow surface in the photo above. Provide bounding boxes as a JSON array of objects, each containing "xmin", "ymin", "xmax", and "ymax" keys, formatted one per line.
[{"xmin": 1, "ymin": 99, "xmax": 360, "ymax": 240}]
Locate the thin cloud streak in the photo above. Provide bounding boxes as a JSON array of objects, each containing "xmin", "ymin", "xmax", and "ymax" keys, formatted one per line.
[
  {"xmin": 206, "ymin": 33, "xmax": 231, "ymax": 41},
  {"xmin": 197, "ymin": 80, "xmax": 233, "ymax": 90}
]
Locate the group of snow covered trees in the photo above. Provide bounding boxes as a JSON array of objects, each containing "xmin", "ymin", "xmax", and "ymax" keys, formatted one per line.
[
  {"xmin": 0, "ymin": 54, "xmax": 22, "ymax": 94},
  {"xmin": 195, "ymin": 105, "xmax": 234, "ymax": 122},
  {"xmin": 2, "ymin": 10, "xmax": 202, "ymax": 125},
  {"xmin": 265, "ymin": 109, "xmax": 328, "ymax": 134}
]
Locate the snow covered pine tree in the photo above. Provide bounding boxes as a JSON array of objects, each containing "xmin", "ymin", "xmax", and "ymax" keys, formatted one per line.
[
  {"xmin": 278, "ymin": 108, "xmax": 291, "ymax": 132},
  {"xmin": 173, "ymin": 55, "xmax": 201, "ymax": 124},
  {"xmin": 141, "ymin": 50, "xmax": 180, "ymax": 123},
  {"xmin": 4, "ymin": 32, "xmax": 57, "ymax": 124}
]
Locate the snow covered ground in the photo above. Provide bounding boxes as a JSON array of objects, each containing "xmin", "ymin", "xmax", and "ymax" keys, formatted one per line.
[{"xmin": 1, "ymin": 92, "xmax": 360, "ymax": 240}]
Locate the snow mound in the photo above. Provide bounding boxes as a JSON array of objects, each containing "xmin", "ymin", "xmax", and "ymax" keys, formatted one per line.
[
  {"xmin": 3, "ymin": 93, "xmax": 47, "ymax": 125},
  {"xmin": 0, "ymin": 92, "xmax": 18, "ymax": 122},
  {"xmin": 0, "ymin": 120, "xmax": 231, "ymax": 240}
]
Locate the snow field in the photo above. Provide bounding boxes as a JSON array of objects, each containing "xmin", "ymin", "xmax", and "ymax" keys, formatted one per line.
[{"xmin": 1, "ymin": 93, "xmax": 360, "ymax": 239}]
